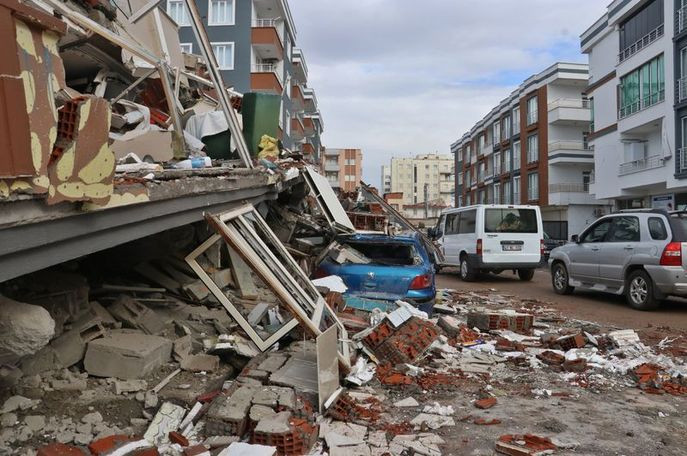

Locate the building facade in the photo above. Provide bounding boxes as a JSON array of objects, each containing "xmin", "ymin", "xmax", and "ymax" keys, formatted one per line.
[
  {"xmin": 164, "ymin": 0, "xmax": 324, "ymax": 158},
  {"xmin": 581, "ymin": 0, "xmax": 687, "ymax": 211},
  {"xmin": 388, "ymin": 154, "xmax": 455, "ymax": 207},
  {"xmin": 322, "ymin": 148, "xmax": 363, "ymax": 193},
  {"xmin": 450, "ymin": 63, "xmax": 610, "ymax": 240},
  {"xmin": 381, "ymin": 165, "xmax": 392, "ymax": 194}
]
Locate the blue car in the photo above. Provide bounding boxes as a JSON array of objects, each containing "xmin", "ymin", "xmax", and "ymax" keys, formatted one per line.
[{"xmin": 314, "ymin": 232, "xmax": 436, "ymax": 314}]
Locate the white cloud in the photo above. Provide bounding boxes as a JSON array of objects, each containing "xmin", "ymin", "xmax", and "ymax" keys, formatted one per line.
[{"xmin": 290, "ymin": 0, "xmax": 608, "ymax": 187}]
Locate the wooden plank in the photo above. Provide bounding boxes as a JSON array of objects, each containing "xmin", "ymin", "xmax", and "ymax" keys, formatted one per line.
[
  {"xmin": 227, "ymin": 246, "xmax": 259, "ymax": 300},
  {"xmin": 134, "ymin": 262, "xmax": 181, "ymax": 291}
]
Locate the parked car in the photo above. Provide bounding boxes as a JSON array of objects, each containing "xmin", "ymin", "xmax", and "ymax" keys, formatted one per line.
[
  {"xmin": 314, "ymin": 232, "xmax": 436, "ymax": 314},
  {"xmin": 549, "ymin": 209, "xmax": 687, "ymax": 310},
  {"xmin": 429, "ymin": 205, "xmax": 544, "ymax": 282},
  {"xmin": 542, "ymin": 232, "xmax": 566, "ymax": 262}
]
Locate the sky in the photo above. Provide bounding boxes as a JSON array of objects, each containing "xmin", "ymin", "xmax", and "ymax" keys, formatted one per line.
[{"xmin": 289, "ymin": 0, "xmax": 609, "ymax": 188}]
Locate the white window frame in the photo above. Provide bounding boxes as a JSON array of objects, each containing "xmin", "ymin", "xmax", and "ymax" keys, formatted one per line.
[
  {"xmin": 512, "ymin": 106, "xmax": 520, "ymax": 132},
  {"xmin": 528, "ymin": 172, "xmax": 539, "ymax": 201},
  {"xmin": 527, "ymin": 134, "xmax": 539, "ymax": 163},
  {"xmin": 166, "ymin": 0, "xmax": 190, "ymax": 26},
  {"xmin": 494, "ymin": 151, "xmax": 501, "ymax": 175},
  {"xmin": 504, "ymin": 181, "xmax": 512, "ymax": 204},
  {"xmin": 513, "ymin": 176, "xmax": 521, "ymax": 204},
  {"xmin": 180, "ymin": 43, "xmax": 193, "ymax": 54},
  {"xmin": 527, "ymin": 96, "xmax": 538, "ymax": 125},
  {"xmin": 211, "ymin": 42, "xmax": 235, "ymax": 70},
  {"xmin": 208, "ymin": 0, "xmax": 235, "ymax": 26},
  {"xmin": 504, "ymin": 148, "xmax": 511, "ymax": 172},
  {"xmin": 513, "ymin": 140, "xmax": 521, "ymax": 169},
  {"xmin": 493, "ymin": 183, "xmax": 501, "ymax": 204}
]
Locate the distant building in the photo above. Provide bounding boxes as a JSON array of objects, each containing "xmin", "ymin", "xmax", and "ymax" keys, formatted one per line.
[
  {"xmin": 383, "ymin": 191, "xmax": 404, "ymax": 212},
  {"xmin": 403, "ymin": 200, "xmax": 450, "ymax": 221},
  {"xmin": 388, "ymin": 154, "xmax": 454, "ymax": 207},
  {"xmin": 321, "ymin": 148, "xmax": 363, "ymax": 192},
  {"xmin": 581, "ymin": 0, "xmax": 687, "ymax": 211},
  {"xmin": 451, "ymin": 62, "xmax": 610, "ymax": 240},
  {"xmin": 165, "ymin": 0, "xmax": 323, "ymax": 159},
  {"xmin": 381, "ymin": 165, "xmax": 391, "ymax": 194}
]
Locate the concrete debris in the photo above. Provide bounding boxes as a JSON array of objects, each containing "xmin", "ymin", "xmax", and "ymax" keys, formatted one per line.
[
  {"xmin": 113, "ymin": 380, "xmax": 147, "ymax": 395},
  {"xmin": 311, "ymin": 275, "xmax": 348, "ymax": 293},
  {"xmin": 84, "ymin": 331, "xmax": 172, "ymax": 379},
  {"xmin": 180, "ymin": 354, "xmax": 220, "ymax": 373},
  {"xmin": 218, "ymin": 442, "xmax": 277, "ymax": 456},
  {"xmin": 410, "ymin": 413, "xmax": 455, "ymax": 430},
  {"xmin": 108, "ymin": 295, "xmax": 165, "ymax": 335},
  {"xmin": 393, "ymin": 397, "xmax": 420, "ymax": 407},
  {"xmin": 0, "ymin": 296, "xmax": 56, "ymax": 363},
  {"xmin": 390, "ymin": 433, "xmax": 444, "ymax": 456},
  {"xmin": 1, "ymin": 396, "xmax": 40, "ymax": 414},
  {"xmin": 609, "ymin": 329, "xmax": 642, "ymax": 347},
  {"xmin": 143, "ymin": 402, "xmax": 186, "ymax": 446}
]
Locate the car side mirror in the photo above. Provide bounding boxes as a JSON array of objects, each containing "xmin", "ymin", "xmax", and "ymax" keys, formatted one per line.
[
  {"xmin": 427, "ymin": 227, "xmax": 436, "ymax": 238},
  {"xmin": 435, "ymin": 230, "xmax": 443, "ymax": 239},
  {"xmin": 571, "ymin": 234, "xmax": 580, "ymax": 243}
]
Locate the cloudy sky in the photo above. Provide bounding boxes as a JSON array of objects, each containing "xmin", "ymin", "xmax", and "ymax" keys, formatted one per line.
[{"xmin": 290, "ymin": 0, "xmax": 608, "ymax": 188}]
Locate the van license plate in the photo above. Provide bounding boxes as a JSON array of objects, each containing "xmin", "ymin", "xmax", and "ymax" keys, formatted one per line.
[{"xmin": 503, "ymin": 245, "xmax": 522, "ymax": 251}]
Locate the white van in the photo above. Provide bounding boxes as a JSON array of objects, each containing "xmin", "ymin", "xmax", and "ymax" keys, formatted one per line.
[{"xmin": 430, "ymin": 205, "xmax": 544, "ymax": 281}]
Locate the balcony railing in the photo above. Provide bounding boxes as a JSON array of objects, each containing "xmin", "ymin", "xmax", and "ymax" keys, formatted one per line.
[
  {"xmin": 618, "ymin": 154, "xmax": 665, "ymax": 176},
  {"xmin": 549, "ymin": 183, "xmax": 590, "ymax": 193},
  {"xmin": 548, "ymin": 140, "xmax": 591, "ymax": 152},
  {"xmin": 677, "ymin": 6, "xmax": 687, "ymax": 34},
  {"xmin": 618, "ymin": 23, "xmax": 664, "ymax": 63},
  {"xmin": 679, "ymin": 77, "xmax": 687, "ymax": 103},
  {"xmin": 679, "ymin": 148, "xmax": 687, "ymax": 173},
  {"xmin": 547, "ymin": 98, "xmax": 591, "ymax": 110},
  {"xmin": 618, "ymin": 90, "xmax": 665, "ymax": 119},
  {"xmin": 253, "ymin": 18, "xmax": 278, "ymax": 27},
  {"xmin": 252, "ymin": 63, "xmax": 278, "ymax": 73}
]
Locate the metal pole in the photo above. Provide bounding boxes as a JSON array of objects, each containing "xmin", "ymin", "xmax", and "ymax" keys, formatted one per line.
[
  {"xmin": 110, "ymin": 68, "xmax": 157, "ymax": 104},
  {"xmin": 183, "ymin": 0, "xmax": 253, "ymax": 168}
]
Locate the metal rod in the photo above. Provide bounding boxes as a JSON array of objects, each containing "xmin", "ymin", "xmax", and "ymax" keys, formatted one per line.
[{"xmin": 183, "ymin": 0, "xmax": 253, "ymax": 168}]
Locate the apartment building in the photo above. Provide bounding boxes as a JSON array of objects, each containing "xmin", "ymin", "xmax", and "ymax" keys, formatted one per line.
[
  {"xmin": 388, "ymin": 154, "xmax": 455, "ymax": 207},
  {"xmin": 164, "ymin": 0, "xmax": 324, "ymax": 158},
  {"xmin": 450, "ymin": 63, "xmax": 610, "ymax": 240},
  {"xmin": 381, "ymin": 166, "xmax": 392, "ymax": 194},
  {"xmin": 581, "ymin": 0, "xmax": 687, "ymax": 211},
  {"xmin": 322, "ymin": 148, "xmax": 363, "ymax": 193}
]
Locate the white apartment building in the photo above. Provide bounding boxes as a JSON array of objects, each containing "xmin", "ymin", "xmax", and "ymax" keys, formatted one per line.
[
  {"xmin": 581, "ymin": 0, "xmax": 687, "ymax": 210},
  {"xmin": 451, "ymin": 63, "xmax": 611, "ymax": 240},
  {"xmin": 381, "ymin": 166, "xmax": 392, "ymax": 194},
  {"xmin": 388, "ymin": 154, "xmax": 454, "ymax": 207}
]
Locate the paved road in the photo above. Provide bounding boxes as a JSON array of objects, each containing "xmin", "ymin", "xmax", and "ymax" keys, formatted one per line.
[{"xmin": 436, "ymin": 268, "xmax": 687, "ymax": 332}]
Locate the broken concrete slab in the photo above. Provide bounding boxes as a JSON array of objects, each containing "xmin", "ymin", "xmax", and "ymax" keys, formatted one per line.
[
  {"xmin": 227, "ymin": 247, "xmax": 258, "ymax": 300},
  {"xmin": 180, "ymin": 354, "xmax": 220, "ymax": 373},
  {"xmin": 1, "ymin": 396, "xmax": 40, "ymax": 414},
  {"xmin": 143, "ymin": 402, "xmax": 186, "ymax": 446},
  {"xmin": 108, "ymin": 295, "xmax": 165, "ymax": 335},
  {"xmin": 269, "ymin": 353, "xmax": 318, "ymax": 394},
  {"xmin": 84, "ymin": 331, "xmax": 172, "ymax": 379},
  {"xmin": 320, "ymin": 421, "xmax": 367, "ymax": 448},
  {"xmin": 393, "ymin": 397, "xmax": 420, "ymax": 407},
  {"xmin": 253, "ymin": 411, "xmax": 292, "ymax": 434},
  {"xmin": 410, "ymin": 413, "xmax": 455, "ymax": 430},
  {"xmin": 113, "ymin": 380, "xmax": 147, "ymax": 395}
]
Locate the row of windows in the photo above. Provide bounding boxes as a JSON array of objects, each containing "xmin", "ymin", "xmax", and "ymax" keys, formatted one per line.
[
  {"xmin": 461, "ymin": 173, "xmax": 539, "ymax": 205},
  {"xmin": 462, "ymin": 101, "xmax": 538, "ymax": 163},
  {"xmin": 463, "ymin": 135, "xmax": 538, "ymax": 184},
  {"xmin": 167, "ymin": 0, "xmax": 235, "ymax": 27}
]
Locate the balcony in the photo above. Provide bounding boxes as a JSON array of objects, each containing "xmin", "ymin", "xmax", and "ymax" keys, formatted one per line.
[
  {"xmin": 302, "ymin": 116, "xmax": 315, "ymax": 136},
  {"xmin": 678, "ymin": 6, "xmax": 687, "ymax": 35},
  {"xmin": 440, "ymin": 181, "xmax": 454, "ymax": 194},
  {"xmin": 619, "ymin": 91, "xmax": 665, "ymax": 119},
  {"xmin": 324, "ymin": 161, "xmax": 339, "ymax": 172},
  {"xmin": 547, "ymin": 98, "xmax": 591, "ymax": 126},
  {"xmin": 678, "ymin": 76, "xmax": 687, "ymax": 103},
  {"xmin": 678, "ymin": 148, "xmax": 687, "ymax": 174},
  {"xmin": 548, "ymin": 183, "xmax": 599, "ymax": 205},
  {"xmin": 251, "ymin": 63, "xmax": 282, "ymax": 94},
  {"xmin": 291, "ymin": 84, "xmax": 305, "ymax": 111},
  {"xmin": 291, "ymin": 115, "xmax": 305, "ymax": 140},
  {"xmin": 302, "ymin": 143, "xmax": 315, "ymax": 156},
  {"xmin": 251, "ymin": 19, "xmax": 283, "ymax": 60},
  {"xmin": 292, "ymin": 47, "xmax": 308, "ymax": 83},
  {"xmin": 547, "ymin": 140, "xmax": 594, "ymax": 165},
  {"xmin": 618, "ymin": 23, "xmax": 664, "ymax": 63},
  {"xmin": 618, "ymin": 154, "xmax": 665, "ymax": 176},
  {"xmin": 302, "ymin": 87, "xmax": 317, "ymax": 113}
]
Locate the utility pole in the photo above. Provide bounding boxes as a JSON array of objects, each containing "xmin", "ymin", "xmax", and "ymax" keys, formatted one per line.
[{"xmin": 424, "ymin": 183, "xmax": 429, "ymax": 220}]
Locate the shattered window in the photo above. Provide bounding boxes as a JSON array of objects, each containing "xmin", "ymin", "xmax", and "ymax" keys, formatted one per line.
[
  {"xmin": 342, "ymin": 241, "xmax": 420, "ymax": 266},
  {"xmin": 484, "ymin": 209, "xmax": 538, "ymax": 234}
]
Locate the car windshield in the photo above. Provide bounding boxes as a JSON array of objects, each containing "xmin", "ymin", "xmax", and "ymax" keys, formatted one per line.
[
  {"xmin": 342, "ymin": 241, "xmax": 421, "ymax": 266},
  {"xmin": 484, "ymin": 208, "xmax": 538, "ymax": 233}
]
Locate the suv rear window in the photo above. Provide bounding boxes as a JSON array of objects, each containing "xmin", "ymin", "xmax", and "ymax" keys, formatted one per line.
[
  {"xmin": 669, "ymin": 213, "xmax": 687, "ymax": 241},
  {"xmin": 484, "ymin": 208, "xmax": 538, "ymax": 233},
  {"xmin": 343, "ymin": 241, "xmax": 420, "ymax": 266}
]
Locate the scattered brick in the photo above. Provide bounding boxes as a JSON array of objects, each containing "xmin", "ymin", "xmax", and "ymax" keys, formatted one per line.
[
  {"xmin": 37, "ymin": 443, "xmax": 86, "ymax": 456},
  {"xmin": 563, "ymin": 358, "xmax": 587, "ymax": 373},
  {"xmin": 496, "ymin": 434, "xmax": 557, "ymax": 456},
  {"xmin": 554, "ymin": 333, "xmax": 586, "ymax": 351},
  {"xmin": 183, "ymin": 445, "xmax": 211, "ymax": 456},
  {"xmin": 474, "ymin": 397, "xmax": 497, "ymax": 409},
  {"xmin": 536, "ymin": 350, "xmax": 565, "ymax": 365},
  {"xmin": 169, "ymin": 431, "xmax": 189, "ymax": 447},
  {"xmin": 474, "ymin": 418, "xmax": 502, "ymax": 425},
  {"xmin": 467, "ymin": 311, "xmax": 533, "ymax": 333},
  {"xmin": 88, "ymin": 435, "xmax": 136, "ymax": 456}
]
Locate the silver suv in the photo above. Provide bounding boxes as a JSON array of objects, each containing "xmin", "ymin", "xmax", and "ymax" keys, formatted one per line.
[{"xmin": 549, "ymin": 210, "xmax": 687, "ymax": 310}]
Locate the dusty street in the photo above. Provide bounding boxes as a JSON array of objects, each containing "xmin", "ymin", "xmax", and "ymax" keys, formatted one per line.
[{"xmin": 437, "ymin": 269, "xmax": 687, "ymax": 333}]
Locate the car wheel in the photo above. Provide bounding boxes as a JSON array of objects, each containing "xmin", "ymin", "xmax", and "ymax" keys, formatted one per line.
[
  {"xmin": 517, "ymin": 269, "xmax": 535, "ymax": 281},
  {"xmin": 551, "ymin": 263, "xmax": 574, "ymax": 295},
  {"xmin": 459, "ymin": 256, "xmax": 477, "ymax": 282},
  {"xmin": 626, "ymin": 270, "xmax": 660, "ymax": 311}
]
